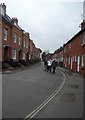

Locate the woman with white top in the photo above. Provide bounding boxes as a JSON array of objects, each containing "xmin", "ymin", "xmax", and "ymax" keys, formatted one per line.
[{"xmin": 47, "ymin": 59, "xmax": 52, "ymax": 73}]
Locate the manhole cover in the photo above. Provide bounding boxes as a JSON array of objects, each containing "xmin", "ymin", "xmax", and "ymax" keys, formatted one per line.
[
  {"xmin": 60, "ymin": 93, "xmax": 75, "ymax": 102},
  {"xmin": 67, "ymin": 84, "xmax": 79, "ymax": 89}
]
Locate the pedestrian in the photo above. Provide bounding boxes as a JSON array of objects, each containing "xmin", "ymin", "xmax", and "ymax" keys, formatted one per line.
[
  {"xmin": 44, "ymin": 58, "xmax": 47, "ymax": 71},
  {"xmin": 52, "ymin": 60, "xmax": 56, "ymax": 74},
  {"xmin": 47, "ymin": 59, "xmax": 52, "ymax": 73}
]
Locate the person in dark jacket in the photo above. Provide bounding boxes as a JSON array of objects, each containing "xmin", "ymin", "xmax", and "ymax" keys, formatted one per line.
[
  {"xmin": 44, "ymin": 59, "xmax": 47, "ymax": 71},
  {"xmin": 52, "ymin": 60, "xmax": 56, "ymax": 73}
]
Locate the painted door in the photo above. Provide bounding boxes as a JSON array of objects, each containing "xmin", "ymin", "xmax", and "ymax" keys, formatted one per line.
[
  {"xmin": 71, "ymin": 57, "xmax": 72, "ymax": 69},
  {"xmin": 77, "ymin": 56, "xmax": 80, "ymax": 72}
]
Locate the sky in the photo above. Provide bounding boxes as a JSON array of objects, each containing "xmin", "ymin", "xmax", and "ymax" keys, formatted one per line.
[{"xmin": 0, "ymin": 0, "xmax": 84, "ymax": 53}]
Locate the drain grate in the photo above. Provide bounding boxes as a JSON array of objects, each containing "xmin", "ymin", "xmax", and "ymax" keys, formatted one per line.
[
  {"xmin": 67, "ymin": 84, "xmax": 79, "ymax": 89},
  {"xmin": 60, "ymin": 93, "xmax": 75, "ymax": 102}
]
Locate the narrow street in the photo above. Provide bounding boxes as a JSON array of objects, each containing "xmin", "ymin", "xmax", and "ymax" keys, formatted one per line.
[
  {"xmin": 2, "ymin": 62, "xmax": 83, "ymax": 119},
  {"xmin": 2, "ymin": 62, "xmax": 64, "ymax": 119}
]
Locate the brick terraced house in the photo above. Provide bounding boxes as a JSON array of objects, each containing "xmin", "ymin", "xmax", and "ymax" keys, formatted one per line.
[
  {"xmin": 0, "ymin": 3, "xmax": 41, "ymax": 62},
  {"xmin": 63, "ymin": 22, "xmax": 85, "ymax": 75}
]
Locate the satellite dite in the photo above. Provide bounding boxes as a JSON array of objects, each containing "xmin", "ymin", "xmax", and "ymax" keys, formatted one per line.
[{"xmin": 83, "ymin": 1, "xmax": 85, "ymax": 21}]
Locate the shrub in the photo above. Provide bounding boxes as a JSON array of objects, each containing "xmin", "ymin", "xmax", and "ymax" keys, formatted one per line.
[
  {"xmin": 9, "ymin": 62, "xmax": 20, "ymax": 67},
  {"xmin": 4, "ymin": 59, "xmax": 9, "ymax": 63}
]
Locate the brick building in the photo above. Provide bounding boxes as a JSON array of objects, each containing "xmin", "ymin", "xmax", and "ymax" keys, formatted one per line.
[
  {"xmin": 0, "ymin": 3, "xmax": 40, "ymax": 62},
  {"xmin": 29, "ymin": 39, "xmax": 40, "ymax": 60},
  {"xmin": 51, "ymin": 47, "xmax": 63, "ymax": 66},
  {"xmin": 63, "ymin": 22, "xmax": 85, "ymax": 75}
]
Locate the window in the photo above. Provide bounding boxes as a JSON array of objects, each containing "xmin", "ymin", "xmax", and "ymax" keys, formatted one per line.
[
  {"xmin": 68, "ymin": 56, "xmax": 70, "ymax": 65},
  {"xmin": 83, "ymin": 32, "xmax": 85, "ymax": 45},
  {"xmin": 19, "ymin": 36, "xmax": 21, "ymax": 45},
  {"xmin": 64, "ymin": 58, "xmax": 65, "ymax": 64},
  {"xmin": 26, "ymin": 42, "xmax": 28, "ymax": 48},
  {"xmin": 12, "ymin": 49, "xmax": 16, "ymax": 59},
  {"xmin": 23, "ymin": 52, "xmax": 25, "ymax": 60},
  {"xmin": 69, "ymin": 42, "xmax": 71, "ymax": 51},
  {"xmin": 82, "ymin": 54, "xmax": 85, "ymax": 67},
  {"xmin": 14, "ymin": 33, "xmax": 17, "ymax": 43},
  {"xmin": 73, "ymin": 56, "xmax": 74, "ymax": 62},
  {"xmin": 24, "ymin": 40, "xmax": 25, "ymax": 47},
  {"xmin": 4, "ymin": 28, "xmax": 7, "ymax": 40},
  {"xmin": 66, "ymin": 57, "xmax": 67, "ymax": 62}
]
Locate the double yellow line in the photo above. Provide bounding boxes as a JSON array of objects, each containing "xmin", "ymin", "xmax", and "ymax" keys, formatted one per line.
[{"xmin": 24, "ymin": 70, "xmax": 66, "ymax": 120}]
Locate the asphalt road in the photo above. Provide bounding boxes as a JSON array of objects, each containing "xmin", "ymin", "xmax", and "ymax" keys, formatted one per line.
[{"xmin": 2, "ymin": 62, "xmax": 64, "ymax": 119}]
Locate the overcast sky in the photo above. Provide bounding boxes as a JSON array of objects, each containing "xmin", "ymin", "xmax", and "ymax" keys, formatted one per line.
[{"xmin": 0, "ymin": 0, "xmax": 84, "ymax": 52}]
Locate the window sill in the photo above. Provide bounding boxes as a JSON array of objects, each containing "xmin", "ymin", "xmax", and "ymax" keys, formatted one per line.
[
  {"xmin": 4, "ymin": 39, "xmax": 7, "ymax": 41},
  {"xmin": 12, "ymin": 58, "xmax": 16, "ymax": 60}
]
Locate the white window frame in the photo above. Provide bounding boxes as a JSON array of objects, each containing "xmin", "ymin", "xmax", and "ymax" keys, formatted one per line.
[
  {"xmin": 14, "ymin": 33, "xmax": 17, "ymax": 43},
  {"xmin": 68, "ymin": 56, "xmax": 70, "ymax": 65},
  {"xmin": 24, "ymin": 40, "xmax": 25, "ymax": 47},
  {"xmin": 69, "ymin": 42, "xmax": 71, "ymax": 51},
  {"xmin": 12, "ymin": 49, "xmax": 16, "ymax": 59},
  {"xmin": 82, "ymin": 54, "xmax": 85, "ymax": 67},
  {"xmin": 64, "ymin": 58, "xmax": 65, "ymax": 64},
  {"xmin": 23, "ymin": 52, "xmax": 25, "ymax": 60},
  {"xmin": 73, "ymin": 56, "xmax": 74, "ymax": 62},
  {"xmin": 4, "ymin": 28, "xmax": 7, "ymax": 40},
  {"xmin": 19, "ymin": 36, "xmax": 21, "ymax": 45},
  {"xmin": 83, "ymin": 32, "xmax": 85, "ymax": 45},
  {"xmin": 26, "ymin": 42, "xmax": 28, "ymax": 48}
]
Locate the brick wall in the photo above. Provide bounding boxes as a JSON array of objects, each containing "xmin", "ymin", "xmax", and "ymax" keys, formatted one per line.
[{"xmin": 63, "ymin": 32, "xmax": 85, "ymax": 75}]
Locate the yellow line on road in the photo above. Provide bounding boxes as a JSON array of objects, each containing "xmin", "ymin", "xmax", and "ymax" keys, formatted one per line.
[{"xmin": 24, "ymin": 69, "xmax": 66, "ymax": 120}]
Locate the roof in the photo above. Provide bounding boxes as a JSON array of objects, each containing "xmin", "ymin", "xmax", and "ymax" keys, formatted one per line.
[
  {"xmin": 63, "ymin": 26, "xmax": 85, "ymax": 47},
  {"xmin": 0, "ymin": 13, "xmax": 12, "ymax": 27},
  {"xmin": 0, "ymin": 13, "xmax": 23, "ymax": 31}
]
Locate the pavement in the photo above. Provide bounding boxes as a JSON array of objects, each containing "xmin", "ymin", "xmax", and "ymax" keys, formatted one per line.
[
  {"xmin": 33, "ymin": 66, "xmax": 84, "ymax": 119},
  {"xmin": 1, "ymin": 62, "xmax": 40, "ymax": 74}
]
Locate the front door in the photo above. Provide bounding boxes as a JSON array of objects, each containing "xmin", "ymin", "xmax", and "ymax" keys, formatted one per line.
[
  {"xmin": 4, "ymin": 47, "xmax": 8, "ymax": 60},
  {"xmin": 77, "ymin": 56, "xmax": 80, "ymax": 72},
  {"xmin": 71, "ymin": 57, "xmax": 72, "ymax": 69}
]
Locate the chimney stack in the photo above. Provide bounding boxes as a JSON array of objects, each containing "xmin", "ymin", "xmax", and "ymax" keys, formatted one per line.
[
  {"xmin": 81, "ymin": 1, "xmax": 85, "ymax": 29},
  {"xmin": 0, "ymin": 3, "xmax": 6, "ymax": 16},
  {"xmin": 12, "ymin": 17, "xmax": 18, "ymax": 25},
  {"xmin": 26, "ymin": 32, "xmax": 30, "ymax": 38},
  {"xmin": 2, "ymin": 3, "xmax": 6, "ymax": 15}
]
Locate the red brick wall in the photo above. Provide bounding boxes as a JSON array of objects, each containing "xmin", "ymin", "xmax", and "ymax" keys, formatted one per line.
[
  {"xmin": 2, "ymin": 19, "xmax": 12, "ymax": 61},
  {"xmin": 11, "ymin": 25, "xmax": 23, "ymax": 61},
  {"xmin": 22, "ymin": 33, "xmax": 29, "ymax": 61},
  {"xmin": 63, "ymin": 32, "xmax": 85, "ymax": 75}
]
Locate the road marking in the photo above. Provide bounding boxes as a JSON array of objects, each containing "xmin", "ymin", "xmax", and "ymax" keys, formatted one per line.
[{"xmin": 24, "ymin": 69, "xmax": 66, "ymax": 120}]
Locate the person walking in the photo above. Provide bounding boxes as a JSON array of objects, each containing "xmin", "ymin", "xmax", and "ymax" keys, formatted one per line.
[
  {"xmin": 52, "ymin": 60, "xmax": 56, "ymax": 74},
  {"xmin": 44, "ymin": 58, "xmax": 47, "ymax": 71},
  {"xmin": 47, "ymin": 59, "xmax": 52, "ymax": 73}
]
